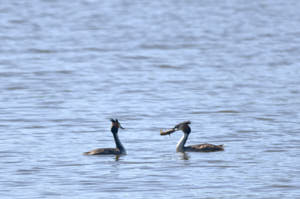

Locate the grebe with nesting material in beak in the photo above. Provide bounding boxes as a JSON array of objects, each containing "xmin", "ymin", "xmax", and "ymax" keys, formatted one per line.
[{"xmin": 160, "ymin": 121, "xmax": 224, "ymax": 152}]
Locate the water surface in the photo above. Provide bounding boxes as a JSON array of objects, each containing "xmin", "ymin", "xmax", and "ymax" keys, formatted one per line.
[{"xmin": 0, "ymin": 0, "xmax": 300, "ymax": 198}]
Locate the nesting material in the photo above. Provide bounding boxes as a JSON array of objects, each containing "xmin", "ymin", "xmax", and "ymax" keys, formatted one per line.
[{"xmin": 160, "ymin": 128, "xmax": 175, "ymax": 136}]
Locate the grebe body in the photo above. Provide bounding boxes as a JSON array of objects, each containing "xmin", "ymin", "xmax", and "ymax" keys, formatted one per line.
[
  {"xmin": 84, "ymin": 119, "xmax": 126, "ymax": 155},
  {"xmin": 161, "ymin": 121, "xmax": 224, "ymax": 153}
]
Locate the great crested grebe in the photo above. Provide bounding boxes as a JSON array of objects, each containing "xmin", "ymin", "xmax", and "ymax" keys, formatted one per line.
[
  {"xmin": 160, "ymin": 121, "xmax": 224, "ymax": 152},
  {"xmin": 83, "ymin": 119, "xmax": 126, "ymax": 155}
]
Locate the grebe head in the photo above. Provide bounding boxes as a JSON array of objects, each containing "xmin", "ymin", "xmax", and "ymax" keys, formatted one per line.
[
  {"xmin": 110, "ymin": 118, "xmax": 124, "ymax": 133},
  {"xmin": 174, "ymin": 121, "xmax": 191, "ymax": 134},
  {"xmin": 160, "ymin": 121, "xmax": 191, "ymax": 136}
]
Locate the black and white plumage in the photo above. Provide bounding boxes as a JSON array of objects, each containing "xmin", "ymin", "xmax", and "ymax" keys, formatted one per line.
[
  {"xmin": 162, "ymin": 121, "xmax": 224, "ymax": 152},
  {"xmin": 83, "ymin": 119, "xmax": 126, "ymax": 155}
]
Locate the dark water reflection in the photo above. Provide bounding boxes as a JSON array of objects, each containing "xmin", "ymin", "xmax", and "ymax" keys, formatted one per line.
[{"xmin": 1, "ymin": 0, "xmax": 300, "ymax": 198}]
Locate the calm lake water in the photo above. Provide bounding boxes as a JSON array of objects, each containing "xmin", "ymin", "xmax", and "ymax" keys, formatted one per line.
[{"xmin": 1, "ymin": 0, "xmax": 300, "ymax": 198}]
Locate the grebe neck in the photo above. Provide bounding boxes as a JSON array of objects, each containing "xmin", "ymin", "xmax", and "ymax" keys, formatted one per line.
[
  {"xmin": 176, "ymin": 133, "xmax": 189, "ymax": 152},
  {"xmin": 112, "ymin": 132, "xmax": 126, "ymax": 153}
]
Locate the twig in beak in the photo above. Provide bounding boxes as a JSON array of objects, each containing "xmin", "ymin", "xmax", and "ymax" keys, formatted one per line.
[{"xmin": 160, "ymin": 128, "xmax": 176, "ymax": 136}]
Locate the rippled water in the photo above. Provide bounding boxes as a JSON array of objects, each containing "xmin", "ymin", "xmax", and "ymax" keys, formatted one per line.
[{"xmin": 1, "ymin": 0, "xmax": 300, "ymax": 198}]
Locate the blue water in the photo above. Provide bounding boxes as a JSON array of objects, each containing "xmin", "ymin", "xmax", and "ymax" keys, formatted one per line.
[{"xmin": 0, "ymin": 0, "xmax": 300, "ymax": 198}]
